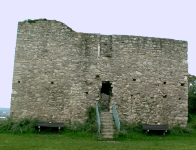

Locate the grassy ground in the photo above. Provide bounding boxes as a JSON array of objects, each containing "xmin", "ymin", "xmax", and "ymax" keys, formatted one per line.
[
  {"xmin": 1, "ymin": 113, "xmax": 196, "ymax": 149},
  {"xmin": 1, "ymin": 131, "xmax": 196, "ymax": 150}
]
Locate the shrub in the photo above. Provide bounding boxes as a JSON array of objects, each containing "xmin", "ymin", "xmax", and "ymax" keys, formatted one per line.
[
  {"xmin": 120, "ymin": 120, "xmax": 143, "ymax": 133},
  {"xmin": 169, "ymin": 124, "xmax": 193, "ymax": 135},
  {"xmin": 0, "ymin": 117, "xmax": 13, "ymax": 132},
  {"xmin": 85, "ymin": 106, "xmax": 99, "ymax": 133},
  {"xmin": 86, "ymin": 106, "xmax": 96, "ymax": 124},
  {"xmin": 67, "ymin": 106, "xmax": 99, "ymax": 133},
  {"xmin": 188, "ymin": 114, "xmax": 196, "ymax": 129},
  {"xmin": 113, "ymin": 121, "xmax": 144, "ymax": 139},
  {"xmin": 0, "ymin": 106, "xmax": 99, "ymax": 134},
  {"xmin": 69, "ymin": 122, "xmax": 86, "ymax": 132},
  {"xmin": 0, "ymin": 117, "xmax": 38, "ymax": 133}
]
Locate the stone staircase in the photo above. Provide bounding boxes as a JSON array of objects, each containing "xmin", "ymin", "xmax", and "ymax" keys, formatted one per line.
[{"xmin": 100, "ymin": 111, "xmax": 115, "ymax": 138}]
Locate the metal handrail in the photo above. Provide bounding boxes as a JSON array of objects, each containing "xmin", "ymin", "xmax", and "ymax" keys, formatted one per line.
[
  {"xmin": 95, "ymin": 101, "xmax": 101, "ymax": 134},
  {"xmin": 113, "ymin": 102, "xmax": 120, "ymax": 131}
]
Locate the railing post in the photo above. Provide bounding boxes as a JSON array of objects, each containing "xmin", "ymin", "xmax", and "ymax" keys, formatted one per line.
[
  {"xmin": 113, "ymin": 102, "xmax": 120, "ymax": 131},
  {"xmin": 95, "ymin": 101, "xmax": 101, "ymax": 134}
]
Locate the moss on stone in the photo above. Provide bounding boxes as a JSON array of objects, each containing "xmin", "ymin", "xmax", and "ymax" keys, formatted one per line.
[
  {"xmin": 67, "ymin": 26, "xmax": 74, "ymax": 32},
  {"xmin": 23, "ymin": 18, "xmax": 47, "ymax": 23}
]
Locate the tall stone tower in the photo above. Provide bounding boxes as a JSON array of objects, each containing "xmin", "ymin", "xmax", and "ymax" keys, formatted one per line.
[{"xmin": 11, "ymin": 19, "xmax": 188, "ymax": 127}]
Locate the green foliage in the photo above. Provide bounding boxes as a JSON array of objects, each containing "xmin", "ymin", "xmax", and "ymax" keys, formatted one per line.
[
  {"xmin": 69, "ymin": 122, "xmax": 86, "ymax": 132},
  {"xmin": 2, "ymin": 132, "xmax": 196, "ymax": 149},
  {"xmin": 113, "ymin": 119, "xmax": 195, "ymax": 140},
  {"xmin": 23, "ymin": 18, "xmax": 47, "ymax": 23},
  {"xmin": 169, "ymin": 124, "xmax": 193, "ymax": 135},
  {"xmin": 113, "ymin": 121, "xmax": 144, "ymax": 139},
  {"xmin": 188, "ymin": 114, "xmax": 196, "ymax": 129},
  {"xmin": 119, "ymin": 120, "xmax": 143, "ymax": 133},
  {"xmin": 0, "ymin": 117, "xmax": 13, "ymax": 132},
  {"xmin": 0, "ymin": 106, "xmax": 99, "ymax": 134},
  {"xmin": 84, "ymin": 106, "xmax": 99, "ymax": 133},
  {"xmin": 86, "ymin": 106, "xmax": 96, "ymax": 124},
  {"xmin": 0, "ymin": 117, "xmax": 38, "ymax": 133},
  {"xmin": 65, "ymin": 106, "xmax": 98, "ymax": 133},
  {"xmin": 188, "ymin": 74, "xmax": 196, "ymax": 114},
  {"xmin": 188, "ymin": 92, "xmax": 196, "ymax": 114},
  {"xmin": 66, "ymin": 26, "xmax": 74, "ymax": 32}
]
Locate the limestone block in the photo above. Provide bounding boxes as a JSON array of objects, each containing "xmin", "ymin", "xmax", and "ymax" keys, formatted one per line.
[
  {"xmin": 12, "ymin": 90, "xmax": 17, "ymax": 94},
  {"xmin": 90, "ymin": 65, "xmax": 96, "ymax": 69}
]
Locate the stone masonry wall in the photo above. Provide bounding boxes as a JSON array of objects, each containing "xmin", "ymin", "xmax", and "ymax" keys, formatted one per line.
[{"xmin": 11, "ymin": 19, "xmax": 188, "ymax": 127}]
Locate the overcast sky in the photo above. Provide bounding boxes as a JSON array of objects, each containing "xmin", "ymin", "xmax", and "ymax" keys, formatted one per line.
[{"xmin": 0, "ymin": 0, "xmax": 195, "ymax": 108}]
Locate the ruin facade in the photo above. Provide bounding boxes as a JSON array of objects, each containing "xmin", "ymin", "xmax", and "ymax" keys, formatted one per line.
[{"xmin": 11, "ymin": 19, "xmax": 188, "ymax": 127}]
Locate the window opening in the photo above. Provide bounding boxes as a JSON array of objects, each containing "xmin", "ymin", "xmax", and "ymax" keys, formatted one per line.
[
  {"xmin": 95, "ymin": 75, "xmax": 100, "ymax": 79},
  {"xmin": 163, "ymin": 95, "xmax": 167, "ymax": 98}
]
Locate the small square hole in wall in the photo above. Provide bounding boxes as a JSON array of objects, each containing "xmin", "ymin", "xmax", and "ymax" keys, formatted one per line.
[
  {"xmin": 131, "ymin": 95, "xmax": 133, "ymax": 97},
  {"xmin": 181, "ymin": 83, "xmax": 185, "ymax": 86},
  {"xmin": 163, "ymin": 95, "xmax": 167, "ymax": 98},
  {"xmin": 18, "ymin": 80, "xmax": 20, "ymax": 83},
  {"xmin": 179, "ymin": 98, "xmax": 181, "ymax": 100},
  {"xmin": 163, "ymin": 82, "xmax": 166, "ymax": 84},
  {"xmin": 51, "ymin": 82, "xmax": 54, "ymax": 84},
  {"xmin": 85, "ymin": 92, "xmax": 88, "ymax": 94},
  {"xmin": 133, "ymin": 79, "xmax": 136, "ymax": 81},
  {"xmin": 105, "ymin": 54, "xmax": 112, "ymax": 58},
  {"xmin": 95, "ymin": 75, "xmax": 100, "ymax": 79}
]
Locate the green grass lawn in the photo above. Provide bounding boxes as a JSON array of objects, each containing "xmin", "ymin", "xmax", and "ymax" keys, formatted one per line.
[{"xmin": 1, "ymin": 132, "xmax": 196, "ymax": 150}]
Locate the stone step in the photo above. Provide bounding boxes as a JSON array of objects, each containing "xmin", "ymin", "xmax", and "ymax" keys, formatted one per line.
[
  {"xmin": 102, "ymin": 136, "xmax": 113, "ymax": 139},
  {"xmin": 101, "ymin": 112, "xmax": 112, "ymax": 114},
  {"xmin": 100, "ymin": 116, "xmax": 113, "ymax": 119},
  {"xmin": 101, "ymin": 120, "xmax": 114, "ymax": 125},
  {"xmin": 100, "ymin": 113, "xmax": 113, "ymax": 116},
  {"xmin": 101, "ymin": 119, "xmax": 113, "ymax": 123},
  {"xmin": 103, "ymin": 126, "xmax": 114, "ymax": 130},
  {"xmin": 102, "ymin": 126, "xmax": 114, "ymax": 129},
  {"xmin": 101, "ymin": 116, "xmax": 113, "ymax": 118},
  {"xmin": 101, "ymin": 129, "xmax": 115, "ymax": 132},
  {"xmin": 102, "ymin": 133, "xmax": 114, "ymax": 137},
  {"xmin": 100, "ymin": 111, "xmax": 115, "ymax": 139},
  {"xmin": 102, "ymin": 123, "xmax": 114, "ymax": 129},
  {"xmin": 102, "ymin": 122, "xmax": 113, "ymax": 126},
  {"xmin": 101, "ymin": 114, "xmax": 113, "ymax": 117},
  {"xmin": 101, "ymin": 113, "xmax": 112, "ymax": 115}
]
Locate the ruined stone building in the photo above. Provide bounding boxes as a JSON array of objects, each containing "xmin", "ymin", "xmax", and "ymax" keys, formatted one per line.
[{"xmin": 11, "ymin": 19, "xmax": 188, "ymax": 127}]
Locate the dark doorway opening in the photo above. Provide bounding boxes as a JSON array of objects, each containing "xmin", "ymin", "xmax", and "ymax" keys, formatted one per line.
[{"xmin": 100, "ymin": 81, "xmax": 112, "ymax": 111}]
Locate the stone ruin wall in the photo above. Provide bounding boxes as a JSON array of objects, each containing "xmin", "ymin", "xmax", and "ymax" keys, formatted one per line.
[{"xmin": 11, "ymin": 19, "xmax": 188, "ymax": 127}]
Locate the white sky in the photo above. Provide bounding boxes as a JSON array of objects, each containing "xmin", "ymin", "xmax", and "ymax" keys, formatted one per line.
[{"xmin": 0, "ymin": 0, "xmax": 195, "ymax": 108}]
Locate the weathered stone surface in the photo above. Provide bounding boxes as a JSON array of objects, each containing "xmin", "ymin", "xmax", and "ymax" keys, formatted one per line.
[{"xmin": 10, "ymin": 19, "xmax": 188, "ymax": 127}]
